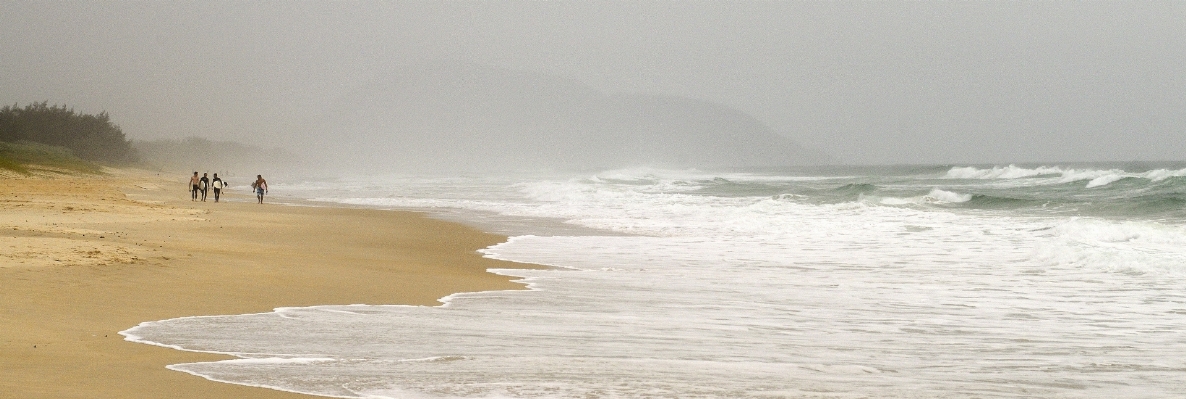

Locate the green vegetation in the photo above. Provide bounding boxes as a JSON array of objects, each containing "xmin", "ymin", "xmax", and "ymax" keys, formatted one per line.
[
  {"xmin": 0, "ymin": 141, "xmax": 103, "ymax": 174},
  {"xmin": 0, "ymin": 102, "xmax": 138, "ymax": 171},
  {"xmin": 0, "ymin": 153, "xmax": 28, "ymax": 174}
]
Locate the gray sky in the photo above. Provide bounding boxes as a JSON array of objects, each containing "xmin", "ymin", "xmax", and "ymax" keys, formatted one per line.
[{"xmin": 2, "ymin": 1, "xmax": 1184, "ymax": 165}]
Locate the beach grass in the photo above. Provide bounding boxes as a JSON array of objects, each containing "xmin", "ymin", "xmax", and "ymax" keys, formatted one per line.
[
  {"xmin": 0, "ymin": 153, "xmax": 28, "ymax": 173},
  {"xmin": 0, "ymin": 140, "xmax": 103, "ymax": 174}
]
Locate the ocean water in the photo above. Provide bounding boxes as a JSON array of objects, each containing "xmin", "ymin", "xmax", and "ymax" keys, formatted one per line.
[{"xmin": 123, "ymin": 164, "xmax": 1186, "ymax": 398}]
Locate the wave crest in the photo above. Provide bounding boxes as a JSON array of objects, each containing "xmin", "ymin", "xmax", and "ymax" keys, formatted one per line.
[
  {"xmin": 945, "ymin": 165, "xmax": 1064, "ymax": 179},
  {"xmin": 947, "ymin": 165, "xmax": 1186, "ymax": 189}
]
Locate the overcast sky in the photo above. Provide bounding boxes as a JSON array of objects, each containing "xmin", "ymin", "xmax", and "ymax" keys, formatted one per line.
[{"xmin": 2, "ymin": 1, "xmax": 1183, "ymax": 165}]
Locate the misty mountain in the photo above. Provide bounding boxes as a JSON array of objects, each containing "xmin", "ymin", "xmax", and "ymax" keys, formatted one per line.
[{"xmin": 311, "ymin": 63, "xmax": 828, "ymax": 172}]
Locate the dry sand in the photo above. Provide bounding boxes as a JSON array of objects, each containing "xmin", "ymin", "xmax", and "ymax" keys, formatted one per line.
[{"xmin": 0, "ymin": 167, "xmax": 535, "ymax": 398}]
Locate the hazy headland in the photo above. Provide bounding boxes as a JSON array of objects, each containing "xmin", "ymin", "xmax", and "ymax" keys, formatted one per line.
[
  {"xmin": 3, "ymin": 62, "xmax": 834, "ymax": 178},
  {"xmin": 306, "ymin": 62, "xmax": 830, "ymax": 173}
]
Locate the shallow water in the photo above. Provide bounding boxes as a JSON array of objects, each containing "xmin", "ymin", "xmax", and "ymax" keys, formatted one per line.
[{"xmin": 124, "ymin": 165, "xmax": 1186, "ymax": 398}]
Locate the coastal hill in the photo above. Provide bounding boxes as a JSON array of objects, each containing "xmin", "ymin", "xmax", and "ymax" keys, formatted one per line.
[
  {"xmin": 309, "ymin": 63, "xmax": 828, "ymax": 173},
  {"xmin": 0, "ymin": 102, "xmax": 137, "ymax": 174}
]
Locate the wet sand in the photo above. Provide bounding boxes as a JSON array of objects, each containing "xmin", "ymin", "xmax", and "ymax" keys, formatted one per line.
[{"xmin": 0, "ymin": 167, "xmax": 535, "ymax": 398}]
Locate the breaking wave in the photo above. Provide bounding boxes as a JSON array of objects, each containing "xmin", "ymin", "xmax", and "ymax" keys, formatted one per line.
[{"xmin": 946, "ymin": 165, "xmax": 1186, "ymax": 188}]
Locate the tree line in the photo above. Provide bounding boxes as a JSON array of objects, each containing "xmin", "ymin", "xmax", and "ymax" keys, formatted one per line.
[{"xmin": 0, "ymin": 102, "xmax": 138, "ymax": 164}]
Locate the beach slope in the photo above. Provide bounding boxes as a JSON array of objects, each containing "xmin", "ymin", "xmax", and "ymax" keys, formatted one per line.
[{"xmin": 0, "ymin": 168, "xmax": 533, "ymax": 398}]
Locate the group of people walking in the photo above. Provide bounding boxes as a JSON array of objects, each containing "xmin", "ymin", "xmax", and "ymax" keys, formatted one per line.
[{"xmin": 190, "ymin": 172, "xmax": 268, "ymax": 204}]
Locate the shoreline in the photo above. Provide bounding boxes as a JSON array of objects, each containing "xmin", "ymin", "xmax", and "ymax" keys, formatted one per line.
[{"xmin": 0, "ymin": 168, "xmax": 541, "ymax": 398}]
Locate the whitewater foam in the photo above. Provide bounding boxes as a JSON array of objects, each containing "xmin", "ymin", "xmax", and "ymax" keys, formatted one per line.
[
  {"xmin": 946, "ymin": 165, "xmax": 1186, "ymax": 189},
  {"xmin": 124, "ymin": 166, "xmax": 1186, "ymax": 398},
  {"xmin": 945, "ymin": 164, "xmax": 1066, "ymax": 179}
]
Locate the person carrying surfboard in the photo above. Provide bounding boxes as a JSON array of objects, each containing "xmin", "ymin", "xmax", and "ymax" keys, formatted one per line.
[
  {"xmin": 199, "ymin": 173, "xmax": 210, "ymax": 202},
  {"xmin": 251, "ymin": 175, "xmax": 268, "ymax": 204},
  {"xmin": 211, "ymin": 173, "xmax": 225, "ymax": 202}
]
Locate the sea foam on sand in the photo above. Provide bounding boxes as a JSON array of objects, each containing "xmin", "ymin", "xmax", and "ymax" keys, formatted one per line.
[{"xmin": 125, "ymin": 168, "xmax": 1186, "ymax": 398}]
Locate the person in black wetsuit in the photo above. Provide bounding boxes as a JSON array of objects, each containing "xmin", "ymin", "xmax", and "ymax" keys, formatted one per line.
[
  {"xmin": 199, "ymin": 173, "xmax": 210, "ymax": 201},
  {"xmin": 211, "ymin": 173, "xmax": 224, "ymax": 202}
]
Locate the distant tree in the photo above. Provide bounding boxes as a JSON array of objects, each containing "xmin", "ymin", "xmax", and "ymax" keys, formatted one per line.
[{"xmin": 0, "ymin": 102, "xmax": 138, "ymax": 164}]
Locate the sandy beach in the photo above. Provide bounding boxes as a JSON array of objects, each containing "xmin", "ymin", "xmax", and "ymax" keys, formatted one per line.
[{"xmin": 0, "ymin": 168, "xmax": 535, "ymax": 398}]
